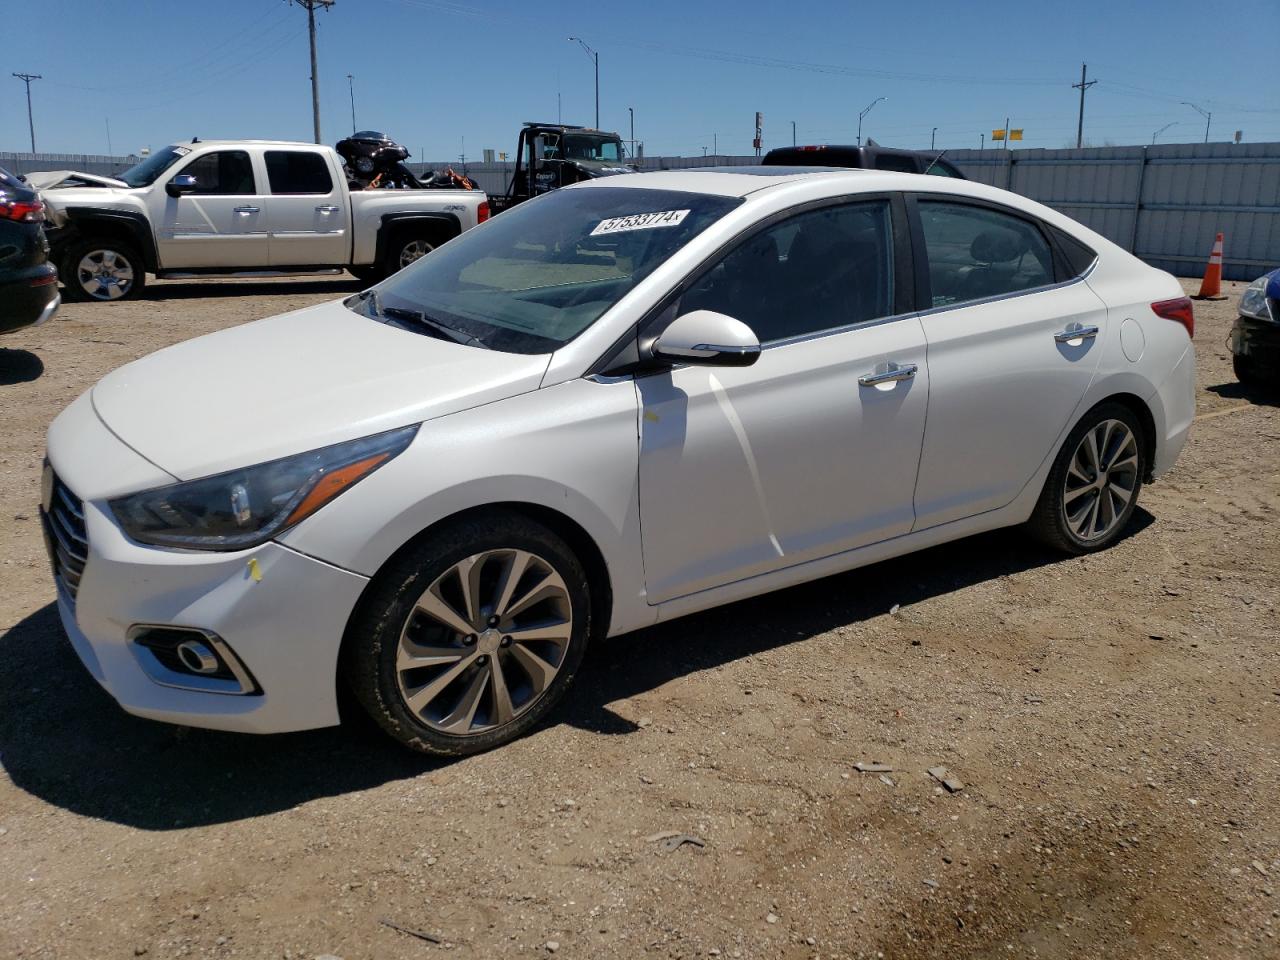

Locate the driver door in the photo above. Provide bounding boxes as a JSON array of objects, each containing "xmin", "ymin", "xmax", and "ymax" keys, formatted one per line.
[
  {"xmin": 151, "ymin": 149, "xmax": 268, "ymax": 269},
  {"xmin": 637, "ymin": 197, "xmax": 929, "ymax": 604}
]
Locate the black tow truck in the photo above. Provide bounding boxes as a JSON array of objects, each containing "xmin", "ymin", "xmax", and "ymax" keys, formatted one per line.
[{"xmin": 489, "ymin": 122, "xmax": 633, "ymax": 214}]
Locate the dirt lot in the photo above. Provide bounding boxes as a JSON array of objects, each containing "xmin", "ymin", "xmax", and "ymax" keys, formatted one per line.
[{"xmin": 0, "ymin": 276, "xmax": 1276, "ymax": 960}]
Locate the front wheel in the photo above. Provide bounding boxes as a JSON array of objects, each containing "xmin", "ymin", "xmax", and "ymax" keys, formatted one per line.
[
  {"xmin": 345, "ymin": 511, "xmax": 592, "ymax": 755},
  {"xmin": 1233, "ymin": 353, "xmax": 1270, "ymax": 391},
  {"xmin": 1026, "ymin": 402, "xmax": 1146, "ymax": 555},
  {"xmin": 61, "ymin": 238, "xmax": 145, "ymax": 302}
]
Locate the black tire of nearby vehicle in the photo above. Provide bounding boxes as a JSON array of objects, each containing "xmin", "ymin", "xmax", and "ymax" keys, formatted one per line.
[
  {"xmin": 1025, "ymin": 401, "xmax": 1146, "ymax": 555},
  {"xmin": 1233, "ymin": 353, "xmax": 1271, "ymax": 391},
  {"xmin": 60, "ymin": 237, "xmax": 146, "ymax": 302},
  {"xmin": 382, "ymin": 231, "xmax": 437, "ymax": 279},
  {"xmin": 345, "ymin": 511, "xmax": 593, "ymax": 756}
]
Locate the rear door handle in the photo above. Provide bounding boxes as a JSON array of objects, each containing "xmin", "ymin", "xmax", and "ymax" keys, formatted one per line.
[
  {"xmin": 315, "ymin": 204, "xmax": 341, "ymax": 214},
  {"xmin": 233, "ymin": 205, "xmax": 260, "ymax": 214},
  {"xmin": 1054, "ymin": 323, "xmax": 1099, "ymax": 343},
  {"xmin": 858, "ymin": 361, "xmax": 918, "ymax": 387}
]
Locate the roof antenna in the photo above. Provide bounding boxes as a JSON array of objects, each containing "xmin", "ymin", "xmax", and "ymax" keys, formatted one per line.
[{"xmin": 924, "ymin": 148, "xmax": 948, "ymax": 174}]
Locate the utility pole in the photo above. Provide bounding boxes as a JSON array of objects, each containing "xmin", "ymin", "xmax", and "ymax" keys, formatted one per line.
[
  {"xmin": 1182, "ymin": 101, "xmax": 1211, "ymax": 143},
  {"xmin": 980, "ymin": 132, "xmax": 985, "ymax": 150},
  {"xmin": 291, "ymin": 0, "xmax": 334, "ymax": 144},
  {"xmin": 931, "ymin": 127, "xmax": 937, "ymax": 150},
  {"xmin": 628, "ymin": 106, "xmax": 635, "ymax": 158},
  {"xmin": 346, "ymin": 73, "xmax": 356, "ymax": 134},
  {"xmin": 791, "ymin": 120, "xmax": 796, "ymax": 146},
  {"xmin": 12, "ymin": 73, "xmax": 41, "ymax": 153},
  {"xmin": 1072, "ymin": 62, "xmax": 1096, "ymax": 149},
  {"xmin": 568, "ymin": 37, "xmax": 599, "ymax": 128}
]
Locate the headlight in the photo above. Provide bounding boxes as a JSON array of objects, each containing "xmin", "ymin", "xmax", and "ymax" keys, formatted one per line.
[
  {"xmin": 110, "ymin": 424, "xmax": 418, "ymax": 550},
  {"xmin": 1239, "ymin": 276, "xmax": 1273, "ymax": 322}
]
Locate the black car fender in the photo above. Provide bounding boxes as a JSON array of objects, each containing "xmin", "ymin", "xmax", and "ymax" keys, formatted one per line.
[
  {"xmin": 52, "ymin": 208, "xmax": 159, "ymax": 273},
  {"xmin": 373, "ymin": 212, "xmax": 461, "ymax": 266}
]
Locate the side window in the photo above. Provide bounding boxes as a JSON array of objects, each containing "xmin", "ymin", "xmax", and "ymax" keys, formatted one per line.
[
  {"xmin": 265, "ymin": 151, "xmax": 334, "ymax": 194},
  {"xmin": 680, "ymin": 200, "xmax": 894, "ymax": 344},
  {"xmin": 176, "ymin": 151, "xmax": 255, "ymax": 195},
  {"xmin": 1049, "ymin": 225, "xmax": 1098, "ymax": 278},
  {"xmin": 918, "ymin": 201, "xmax": 1055, "ymax": 308}
]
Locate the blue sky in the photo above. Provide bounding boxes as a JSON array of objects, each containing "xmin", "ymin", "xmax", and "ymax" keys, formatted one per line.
[{"xmin": 7, "ymin": 0, "xmax": 1278, "ymax": 161}]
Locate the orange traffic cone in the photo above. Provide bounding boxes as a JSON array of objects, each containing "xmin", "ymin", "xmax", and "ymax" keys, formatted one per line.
[{"xmin": 1193, "ymin": 232, "xmax": 1227, "ymax": 300}]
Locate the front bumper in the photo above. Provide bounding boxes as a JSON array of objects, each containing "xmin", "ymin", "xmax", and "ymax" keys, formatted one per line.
[
  {"xmin": 45, "ymin": 396, "xmax": 370, "ymax": 734},
  {"xmin": 1230, "ymin": 314, "xmax": 1280, "ymax": 362}
]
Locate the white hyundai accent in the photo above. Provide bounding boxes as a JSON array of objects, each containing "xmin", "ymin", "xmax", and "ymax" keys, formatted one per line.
[{"xmin": 42, "ymin": 168, "xmax": 1196, "ymax": 754}]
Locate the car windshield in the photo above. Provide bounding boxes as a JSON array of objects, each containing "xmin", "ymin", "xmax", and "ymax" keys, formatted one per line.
[
  {"xmin": 563, "ymin": 136, "xmax": 623, "ymax": 163},
  {"xmin": 353, "ymin": 186, "xmax": 741, "ymax": 354},
  {"xmin": 116, "ymin": 145, "xmax": 191, "ymax": 187}
]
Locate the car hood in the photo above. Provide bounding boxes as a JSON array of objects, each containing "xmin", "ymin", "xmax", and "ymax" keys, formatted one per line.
[
  {"xmin": 91, "ymin": 299, "xmax": 551, "ymax": 480},
  {"xmin": 25, "ymin": 169, "xmax": 130, "ymax": 191}
]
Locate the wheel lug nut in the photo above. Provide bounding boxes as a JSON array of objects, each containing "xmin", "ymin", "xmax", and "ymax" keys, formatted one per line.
[
  {"xmin": 464, "ymin": 634, "xmax": 475, "ymax": 644},
  {"xmin": 477, "ymin": 655, "xmax": 488, "ymax": 665},
  {"xmin": 501, "ymin": 636, "xmax": 512, "ymax": 647}
]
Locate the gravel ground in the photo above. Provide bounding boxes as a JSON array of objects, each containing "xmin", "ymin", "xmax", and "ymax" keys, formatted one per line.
[{"xmin": 0, "ymin": 276, "xmax": 1276, "ymax": 960}]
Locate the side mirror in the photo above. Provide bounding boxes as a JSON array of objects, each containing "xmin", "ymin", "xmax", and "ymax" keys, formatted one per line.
[
  {"xmin": 166, "ymin": 174, "xmax": 199, "ymax": 198},
  {"xmin": 652, "ymin": 310, "xmax": 761, "ymax": 367}
]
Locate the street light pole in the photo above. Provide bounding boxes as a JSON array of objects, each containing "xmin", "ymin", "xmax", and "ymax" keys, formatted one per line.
[
  {"xmin": 12, "ymin": 73, "xmax": 41, "ymax": 153},
  {"xmin": 628, "ymin": 106, "xmax": 634, "ymax": 158},
  {"xmin": 1181, "ymin": 101, "xmax": 1211, "ymax": 143},
  {"xmin": 347, "ymin": 73, "xmax": 356, "ymax": 134},
  {"xmin": 857, "ymin": 97, "xmax": 885, "ymax": 146},
  {"xmin": 791, "ymin": 120, "xmax": 796, "ymax": 146},
  {"xmin": 931, "ymin": 127, "xmax": 937, "ymax": 150},
  {"xmin": 1151, "ymin": 121, "xmax": 1177, "ymax": 145},
  {"xmin": 568, "ymin": 37, "xmax": 599, "ymax": 128}
]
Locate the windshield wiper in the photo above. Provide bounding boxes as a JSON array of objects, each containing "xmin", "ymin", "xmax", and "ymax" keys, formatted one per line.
[{"xmin": 360, "ymin": 289, "xmax": 485, "ymax": 348}]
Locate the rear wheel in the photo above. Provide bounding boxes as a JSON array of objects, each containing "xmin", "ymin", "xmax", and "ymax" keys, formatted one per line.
[
  {"xmin": 1026, "ymin": 402, "xmax": 1145, "ymax": 554},
  {"xmin": 346, "ymin": 511, "xmax": 592, "ymax": 755},
  {"xmin": 61, "ymin": 238, "xmax": 145, "ymax": 302},
  {"xmin": 383, "ymin": 235, "xmax": 435, "ymax": 277}
]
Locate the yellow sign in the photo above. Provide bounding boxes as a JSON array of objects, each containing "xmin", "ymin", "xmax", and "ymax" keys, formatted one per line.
[
  {"xmin": 991, "ymin": 129, "xmax": 1005, "ymax": 140},
  {"xmin": 1009, "ymin": 129, "xmax": 1024, "ymax": 141}
]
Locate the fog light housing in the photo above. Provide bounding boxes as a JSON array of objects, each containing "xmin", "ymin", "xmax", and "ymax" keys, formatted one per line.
[{"xmin": 127, "ymin": 625, "xmax": 260, "ymax": 696}]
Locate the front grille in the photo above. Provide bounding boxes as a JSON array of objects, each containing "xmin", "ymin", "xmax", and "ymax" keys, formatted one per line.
[{"xmin": 41, "ymin": 469, "xmax": 88, "ymax": 602}]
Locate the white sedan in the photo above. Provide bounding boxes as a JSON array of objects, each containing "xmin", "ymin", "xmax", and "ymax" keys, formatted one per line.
[{"xmin": 42, "ymin": 167, "xmax": 1196, "ymax": 754}]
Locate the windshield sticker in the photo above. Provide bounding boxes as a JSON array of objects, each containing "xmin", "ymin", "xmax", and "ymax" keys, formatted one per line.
[{"xmin": 590, "ymin": 209, "xmax": 690, "ymax": 236}]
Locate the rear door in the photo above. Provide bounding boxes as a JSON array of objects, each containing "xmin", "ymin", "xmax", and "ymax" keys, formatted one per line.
[
  {"xmin": 637, "ymin": 196, "xmax": 929, "ymax": 603},
  {"xmin": 263, "ymin": 149, "xmax": 349, "ymax": 266},
  {"xmin": 152, "ymin": 149, "xmax": 267, "ymax": 268},
  {"xmin": 908, "ymin": 195, "xmax": 1108, "ymax": 529}
]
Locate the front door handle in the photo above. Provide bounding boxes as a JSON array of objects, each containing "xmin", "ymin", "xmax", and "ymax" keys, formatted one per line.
[
  {"xmin": 315, "ymin": 204, "xmax": 341, "ymax": 214},
  {"xmin": 858, "ymin": 361, "xmax": 918, "ymax": 387},
  {"xmin": 1054, "ymin": 323, "xmax": 1099, "ymax": 343},
  {"xmin": 233, "ymin": 205, "xmax": 260, "ymax": 214}
]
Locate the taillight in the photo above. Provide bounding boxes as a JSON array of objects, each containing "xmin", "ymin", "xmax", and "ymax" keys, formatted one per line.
[
  {"xmin": 476, "ymin": 200, "xmax": 490, "ymax": 223},
  {"xmin": 0, "ymin": 199, "xmax": 44, "ymax": 222},
  {"xmin": 1151, "ymin": 296, "xmax": 1195, "ymax": 338}
]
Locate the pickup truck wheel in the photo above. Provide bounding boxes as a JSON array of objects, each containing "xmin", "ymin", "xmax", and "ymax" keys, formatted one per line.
[
  {"xmin": 386, "ymin": 236, "xmax": 435, "ymax": 276},
  {"xmin": 61, "ymin": 239, "xmax": 145, "ymax": 302}
]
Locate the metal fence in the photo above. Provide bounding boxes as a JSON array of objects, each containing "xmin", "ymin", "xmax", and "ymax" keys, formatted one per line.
[{"xmin": 7, "ymin": 143, "xmax": 1276, "ymax": 281}]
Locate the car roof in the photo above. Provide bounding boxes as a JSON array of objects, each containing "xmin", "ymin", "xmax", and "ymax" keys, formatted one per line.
[
  {"xmin": 173, "ymin": 139, "xmax": 329, "ymax": 149},
  {"xmin": 571, "ymin": 167, "xmax": 934, "ymax": 199}
]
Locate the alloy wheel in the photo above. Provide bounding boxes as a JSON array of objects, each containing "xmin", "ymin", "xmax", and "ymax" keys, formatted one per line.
[
  {"xmin": 395, "ymin": 549, "xmax": 574, "ymax": 736},
  {"xmin": 1062, "ymin": 419, "xmax": 1140, "ymax": 541},
  {"xmin": 398, "ymin": 239, "xmax": 434, "ymax": 269},
  {"xmin": 77, "ymin": 249, "xmax": 135, "ymax": 300}
]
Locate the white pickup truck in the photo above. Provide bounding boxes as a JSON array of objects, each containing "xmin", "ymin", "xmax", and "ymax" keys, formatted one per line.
[{"xmin": 35, "ymin": 139, "xmax": 489, "ymax": 301}]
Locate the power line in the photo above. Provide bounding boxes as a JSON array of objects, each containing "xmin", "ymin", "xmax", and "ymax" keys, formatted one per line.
[{"xmin": 12, "ymin": 73, "xmax": 41, "ymax": 152}]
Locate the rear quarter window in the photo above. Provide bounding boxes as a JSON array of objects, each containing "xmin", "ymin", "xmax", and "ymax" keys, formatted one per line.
[{"xmin": 1049, "ymin": 226, "xmax": 1098, "ymax": 278}]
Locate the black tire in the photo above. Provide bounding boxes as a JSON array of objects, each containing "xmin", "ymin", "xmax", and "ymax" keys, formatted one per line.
[
  {"xmin": 345, "ymin": 510, "xmax": 593, "ymax": 756},
  {"xmin": 1026, "ymin": 401, "xmax": 1146, "ymax": 555},
  {"xmin": 60, "ymin": 237, "xmax": 146, "ymax": 302},
  {"xmin": 382, "ymin": 232, "xmax": 437, "ymax": 278},
  {"xmin": 1233, "ymin": 353, "xmax": 1270, "ymax": 391}
]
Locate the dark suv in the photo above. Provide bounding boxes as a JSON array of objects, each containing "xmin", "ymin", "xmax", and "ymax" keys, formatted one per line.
[
  {"xmin": 0, "ymin": 165, "xmax": 58, "ymax": 335},
  {"xmin": 762, "ymin": 145, "xmax": 965, "ymax": 178}
]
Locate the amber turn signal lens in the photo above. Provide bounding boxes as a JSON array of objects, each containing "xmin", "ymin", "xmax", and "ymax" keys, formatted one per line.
[{"xmin": 284, "ymin": 453, "xmax": 390, "ymax": 526}]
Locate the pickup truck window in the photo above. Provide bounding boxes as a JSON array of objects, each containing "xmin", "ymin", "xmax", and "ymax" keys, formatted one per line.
[
  {"xmin": 356, "ymin": 186, "xmax": 741, "ymax": 355},
  {"xmin": 178, "ymin": 150, "xmax": 255, "ymax": 195},
  {"xmin": 265, "ymin": 151, "xmax": 333, "ymax": 194},
  {"xmin": 117, "ymin": 145, "xmax": 191, "ymax": 188}
]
